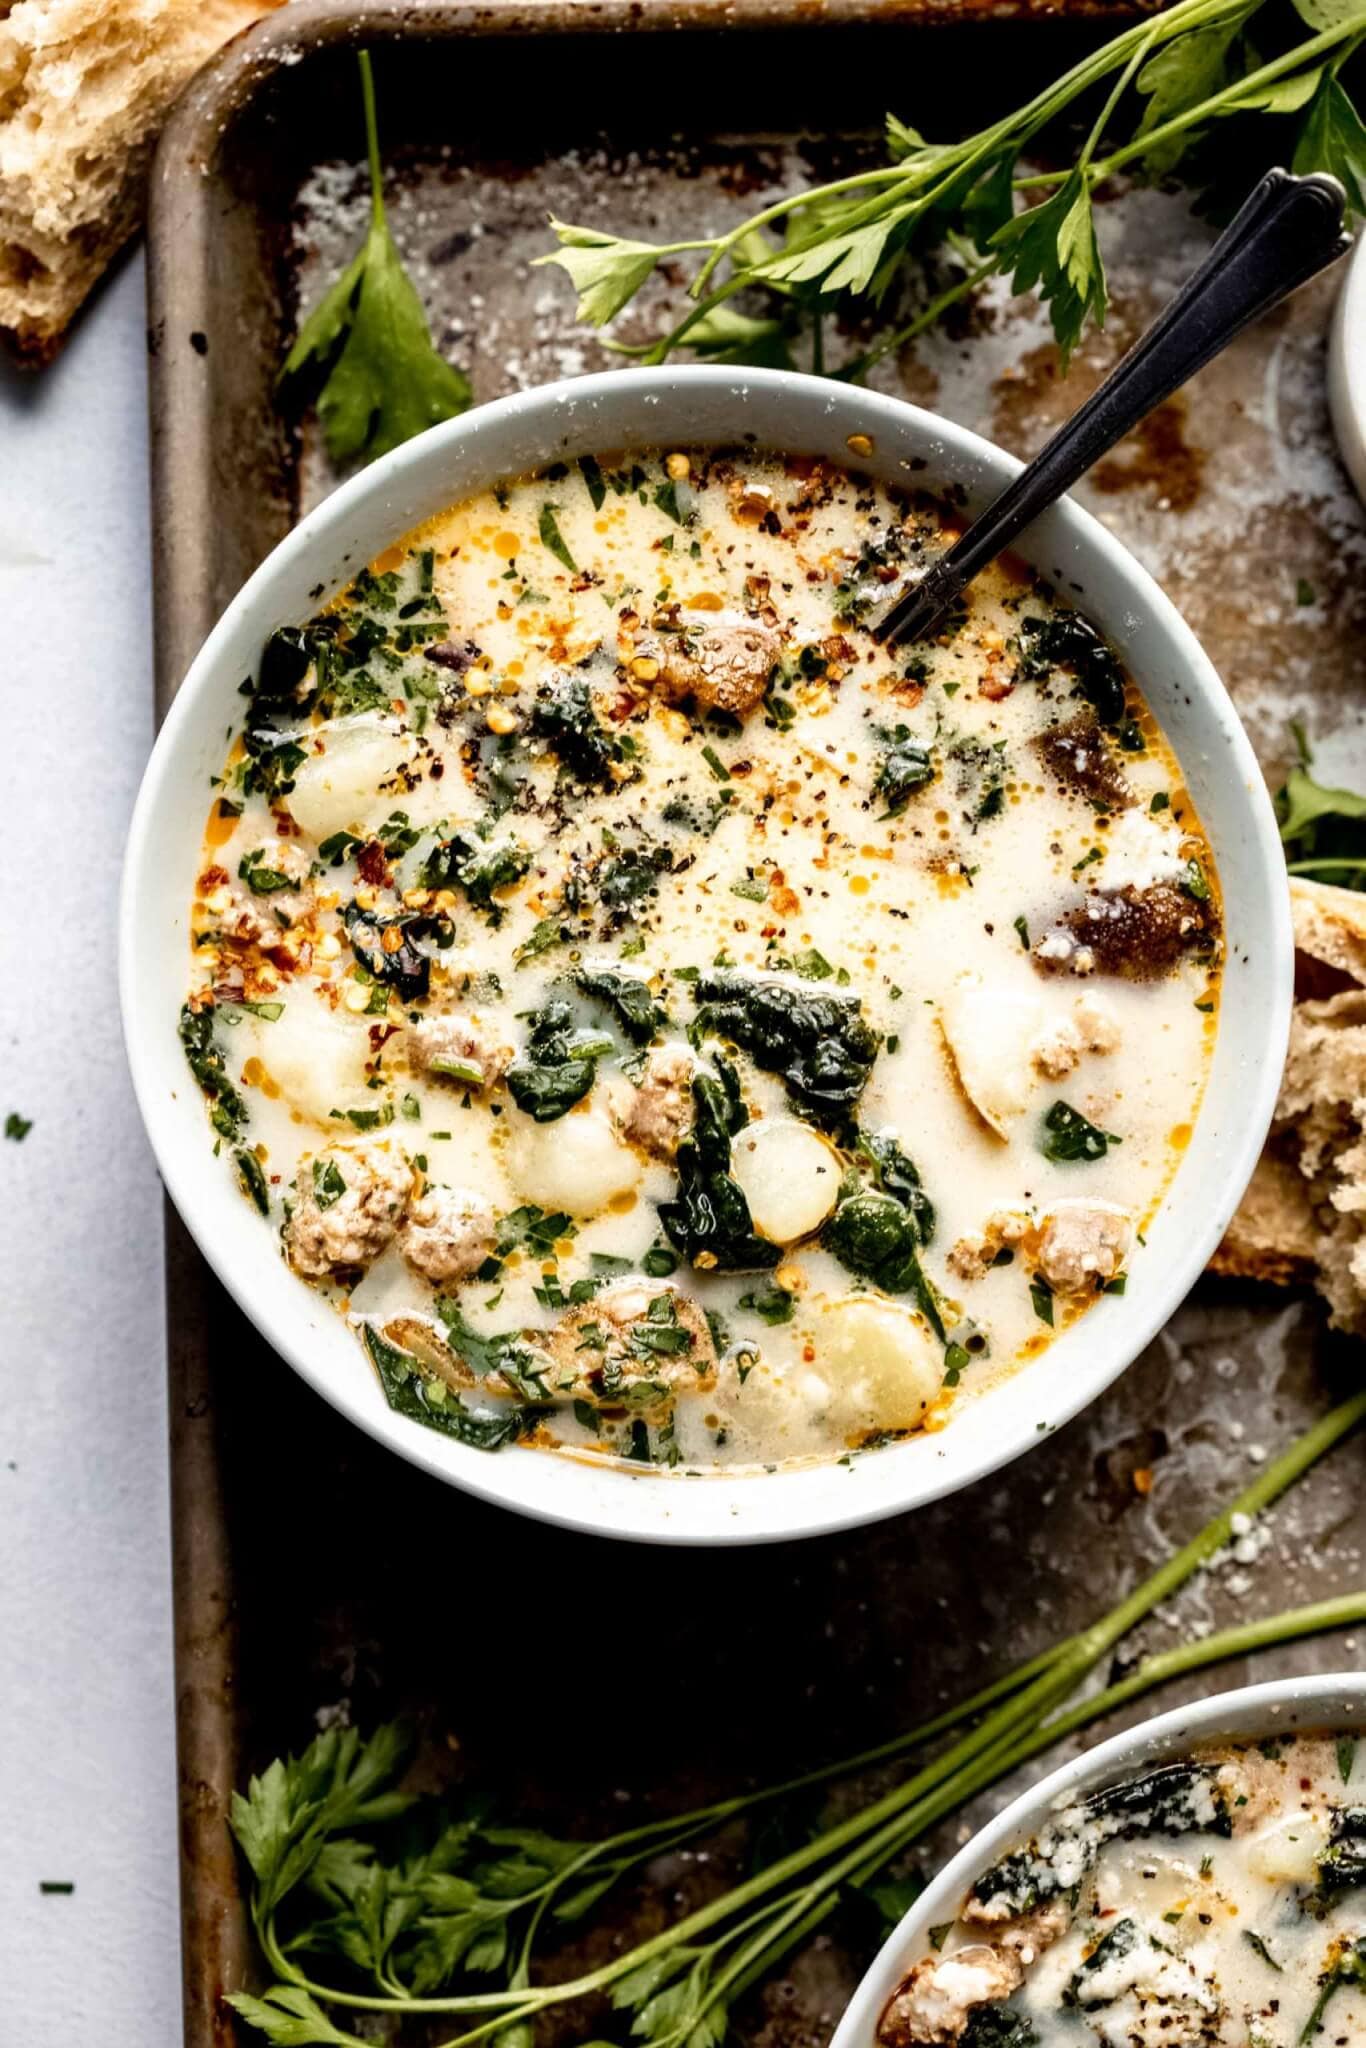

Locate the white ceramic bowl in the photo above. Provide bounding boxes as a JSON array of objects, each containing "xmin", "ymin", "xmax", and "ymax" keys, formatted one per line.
[
  {"xmin": 1329, "ymin": 237, "xmax": 1366, "ymax": 505},
  {"xmin": 833, "ymin": 1670, "xmax": 1366, "ymax": 2048},
  {"xmin": 120, "ymin": 367, "xmax": 1292, "ymax": 1545}
]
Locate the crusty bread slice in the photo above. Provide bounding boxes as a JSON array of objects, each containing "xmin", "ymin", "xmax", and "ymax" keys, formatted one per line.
[
  {"xmin": 1214, "ymin": 875, "xmax": 1366, "ymax": 1332},
  {"xmin": 0, "ymin": 0, "xmax": 278, "ymax": 365}
]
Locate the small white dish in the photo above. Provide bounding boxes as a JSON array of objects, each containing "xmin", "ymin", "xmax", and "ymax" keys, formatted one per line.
[
  {"xmin": 832, "ymin": 1670, "xmax": 1366, "ymax": 2048},
  {"xmin": 1330, "ymin": 237, "xmax": 1366, "ymax": 504},
  {"xmin": 120, "ymin": 367, "xmax": 1292, "ymax": 1545}
]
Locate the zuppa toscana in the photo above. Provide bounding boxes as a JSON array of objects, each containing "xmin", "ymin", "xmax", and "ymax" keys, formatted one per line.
[
  {"xmin": 877, "ymin": 1732, "xmax": 1366, "ymax": 2047},
  {"xmin": 180, "ymin": 444, "xmax": 1221, "ymax": 1473}
]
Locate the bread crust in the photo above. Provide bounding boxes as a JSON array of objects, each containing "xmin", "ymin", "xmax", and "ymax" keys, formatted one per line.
[
  {"xmin": 0, "ymin": 0, "xmax": 279, "ymax": 364},
  {"xmin": 1214, "ymin": 875, "xmax": 1366, "ymax": 1331}
]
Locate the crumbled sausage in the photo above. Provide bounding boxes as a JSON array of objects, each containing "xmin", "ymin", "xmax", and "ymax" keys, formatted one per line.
[
  {"xmin": 1036, "ymin": 1199, "xmax": 1132, "ymax": 1293},
  {"xmin": 1030, "ymin": 1015, "xmax": 1084, "ymax": 1080},
  {"xmin": 1033, "ymin": 714, "xmax": 1133, "ymax": 810},
  {"xmin": 397, "ymin": 1185, "xmax": 498, "ymax": 1285},
  {"xmin": 544, "ymin": 1281, "xmax": 717, "ymax": 1410},
  {"xmin": 619, "ymin": 1043, "xmax": 694, "ymax": 1159},
  {"xmin": 407, "ymin": 1010, "xmax": 512, "ymax": 1089},
  {"xmin": 623, "ymin": 611, "xmax": 782, "ymax": 718},
  {"xmin": 285, "ymin": 1141, "xmax": 412, "ymax": 1277},
  {"xmin": 947, "ymin": 1208, "xmax": 1032, "ymax": 1281},
  {"xmin": 877, "ymin": 1946, "xmax": 1022, "ymax": 2047},
  {"xmin": 1074, "ymin": 990, "xmax": 1122, "ymax": 1054},
  {"xmin": 1033, "ymin": 882, "xmax": 1213, "ymax": 980}
]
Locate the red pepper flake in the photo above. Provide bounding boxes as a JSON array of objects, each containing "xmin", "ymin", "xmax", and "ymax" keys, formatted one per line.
[{"xmin": 357, "ymin": 840, "xmax": 390, "ymax": 887}]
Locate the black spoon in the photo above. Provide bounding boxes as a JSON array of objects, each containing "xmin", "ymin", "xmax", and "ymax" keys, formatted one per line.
[{"xmin": 873, "ymin": 167, "xmax": 1352, "ymax": 650}]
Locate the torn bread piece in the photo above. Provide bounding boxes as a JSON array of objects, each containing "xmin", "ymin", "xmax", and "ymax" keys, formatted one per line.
[
  {"xmin": 1212, "ymin": 877, "xmax": 1366, "ymax": 1330},
  {"xmin": 1, "ymin": 0, "xmax": 280, "ymax": 365}
]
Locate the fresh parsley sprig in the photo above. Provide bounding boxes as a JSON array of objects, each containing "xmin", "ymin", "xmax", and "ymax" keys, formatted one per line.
[
  {"xmin": 226, "ymin": 1396, "xmax": 1366, "ymax": 2048},
  {"xmin": 279, "ymin": 53, "xmax": 471, "ymax": 466},
  {"xmin": 539, "ymin": 0, "xmax": 1366, "ymax": 374},
  {"xmin": 1277, "ymin": 724, "xmax": 1366, "ymax": 887}
]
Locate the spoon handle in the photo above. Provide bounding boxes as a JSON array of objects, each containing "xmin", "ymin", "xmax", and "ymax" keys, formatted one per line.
[{"xmin": 875, "ymin": 167, "xmax": 1352, "ymax": 648}]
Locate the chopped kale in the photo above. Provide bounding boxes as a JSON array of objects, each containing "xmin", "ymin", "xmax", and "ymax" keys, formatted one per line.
[
  {"xmin": 506, "ymin": 1000, "xmax": 614, "ymax": 1123},
  {"xmin": 856, "ymin": 1128, "xmax": 935, "ymax": 1244},
  {"xmin": 418, "ymin": 832, "xmax": 532, "ymax": 923},
  {"xmin": 1065, "ymin": 1918, "xmax": 1145, "ymax": 2007},
  {"xmin": 179, "ymin": 1003, "xmax": 248, "ymax": 1140},
  {"xmin": 875, "ymin": 727, "xmax": 935, "ymax": 816},
  {"xmin": 254, "ymin": 625, "xmax": 313, "ymax": 707},
  {"xmin": 962, "ymin": 2009, "xmax": 1039, "ymax": 2048},
  {"xmin": 343, "ymin": 901, "xmax": 452, "ymax": 1003},
  {"xmin": 657, "ymin": 1060, "xmax": 780, "ymax": 1274},
  {"xmin": 599, "ymin": 843, "xmax": 674, "ymax": 914},
  {"xmin": 691, "ymin": 971, "xmax": 880, "ymax": 1127},
  {"xmin": 363, "ymin": 1324, "xmax": 540, "ymax": 1449},
  {"xmin": 823, "ymin": 1189, "xmax": 944, "ymax": 1340},
  {"xmin": 971, "ymin": 1764, "xmax": 1228, "ymax": 1919},
  {"xmin": 531, "ymin": 671, "xmax": 619, "ymax": 787},
  {"xmin": 1318, "ymin": 1806, "xmax": 1366, "ymax": 1891},
  {"xmin": 574, "ymin": 968, "xmax": 668, "ymax": 1044},
  {"xmin": 1014, "ymin": 610, "xmax": 1127, "ymax": 728},
  {"xmin": 1040, "ymin": 1099, "xmax": 1121, "ymax": 1164}
]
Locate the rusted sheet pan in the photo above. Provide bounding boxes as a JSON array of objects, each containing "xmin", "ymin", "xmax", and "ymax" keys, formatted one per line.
[{"xmin": 147, "ymin": 5, "xmax": 1365, "ymax": 2042}]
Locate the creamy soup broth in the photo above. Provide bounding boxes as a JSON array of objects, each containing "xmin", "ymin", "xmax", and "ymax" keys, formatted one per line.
[
  {"xmin": 878, "ymin": 1733, "xmax": 1366, "ymax": 2047},
  {"xmin": 181, "ymin": 444, "xmax": 1221, "ymax": 1473}
]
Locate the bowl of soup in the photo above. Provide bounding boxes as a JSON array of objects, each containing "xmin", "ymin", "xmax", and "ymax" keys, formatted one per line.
[
  {"xmin": 119, "ymin": 367, "xmax": 1290, "ymax": 1542},
  {"xmin": 833, "ymin": 1671, "xmax": 1366, "ymax": 2048}
]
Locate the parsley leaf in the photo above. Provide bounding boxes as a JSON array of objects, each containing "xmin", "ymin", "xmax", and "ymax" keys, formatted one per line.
[
  {"xmin": 1293, "ymin": 73, "xmax": 1366, "ymax": 213},
  {"xmin": 536, "ymin": 220, "xmax": 667, "ymax": 324},
  {"xmin": 991, "ymin": 171, "xmax": 1107, "ymax": 370},
  {"xmin": 226, "ymin": 1986, "xmax": 371, "ymax": 2047},
  {"xmin": 278, "ymin": 54, "xmax": 471, "ymax": 467}
]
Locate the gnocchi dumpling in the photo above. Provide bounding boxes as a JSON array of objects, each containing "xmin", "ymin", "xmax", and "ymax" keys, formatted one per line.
[
  {"xmin": 939, "ymin": 976, "xmax": 1042, "ymax": 1139},
  {"xmin": 286, "ymin": 715, "xmax": 437, "ymax": 842},
  {"xmin": 815, "ymin": 1297, "xmax": 941, "ymax": 1434},
  {"xmin": 507, "ymin": 1103, "xmax": 642, "ymax": 1219},
  {"xmin": 245, "ymin": 996, "xmax": 375, "ymax": 1126},
  {"xmin": 730, "ymin": 1118, "xmax": 841, "ymax": 1243},
  {"xmin": 1245, "ymin": 1813, "xmax": 1330, "ymax": 1884}
]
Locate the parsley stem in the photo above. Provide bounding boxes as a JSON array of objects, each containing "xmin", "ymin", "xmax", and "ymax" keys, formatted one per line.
[
  {"xmin": 243, "ymin": 1393, "xmax": 1366, "ymax": 2036},
  {"xmin": 1286, "ymin": 858, "xmax": 1366, "ymax": 874},
  {"xmin": 357, "ymin": 52, "xmax": 384, "ymax": 229},
  {"xmin": 1076, "ymin": 17, "xmax": 1164, "ymax": 173},
  {"xmin": 1016, "ymin": 11, "xmax": 1366, "ymax": 192},
  {"xmin": 837, "ymin": 260, "xmax": 997, "ymax": 382}
]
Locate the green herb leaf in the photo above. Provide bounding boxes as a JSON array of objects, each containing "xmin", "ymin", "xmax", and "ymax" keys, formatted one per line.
[
  {"xmin": 1040, "ymin": 1099, "xmax": 1121, "ymax": 1163},
  {"xmin": 227, "ymin": 1986, "xmax": 372, "ymax": 2047},
  {"xmin": 738, "ymin": 1284, "xmax": 796, "ymax": 1325},
  {"xmin": 364, "ymin": 1322, "xmax": 539, "ymax": 1446},
  {"xmin": 1293, "ymin": 73, "xmax": 1366, "ymax": 214},
  {"xmin": 536, "ymin": 220, "xmax": 667, "ymax": 325},
  {"xmin": 992, "ymin": 172, "xmax": 1107, "ymax": 371},
  {"xmin": 278, "ymin": 55, "xmax": 471, "ymax": 466},
  {"xmin": 538, "ymin": 504, "xmax": 577, "ymax": 574},
  {"xmin": 4, "ymin": 1110, "xmax": 32, "ymax": 1141}
]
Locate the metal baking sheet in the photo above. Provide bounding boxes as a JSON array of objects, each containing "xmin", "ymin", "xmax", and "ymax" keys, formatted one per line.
[{"xmin": 147, "ymin": 4, "xmax": 1366, "ymax": 2042}]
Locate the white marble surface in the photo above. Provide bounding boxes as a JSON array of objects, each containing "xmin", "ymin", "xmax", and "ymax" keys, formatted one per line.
[{"xmin": 0, "ymin": 252, "xmax": 181, "ymax": 2036}]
